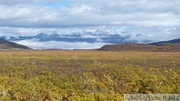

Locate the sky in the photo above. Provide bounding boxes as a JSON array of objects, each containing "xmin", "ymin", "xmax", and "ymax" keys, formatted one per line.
[{"xmin": 0, "ymin": 0, "xmax": 180, "ymax": 49}]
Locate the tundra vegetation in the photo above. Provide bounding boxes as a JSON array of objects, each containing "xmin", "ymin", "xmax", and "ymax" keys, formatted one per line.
[{"xmin": 0, "ymin": 50, "xmax": 179, "ymax": 101}]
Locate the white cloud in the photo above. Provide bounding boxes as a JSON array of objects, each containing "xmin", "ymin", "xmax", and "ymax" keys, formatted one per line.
[
  {"xmin": 0, "ymin": 0, "xmax": 180, "ymax": 28},
  {"xmin": 14, "ymin": 39, "xmax": 108, "ymax": 49},
  {"xmin": 0, "ymin": 0, "xmax": 67, "ymax": 5}
]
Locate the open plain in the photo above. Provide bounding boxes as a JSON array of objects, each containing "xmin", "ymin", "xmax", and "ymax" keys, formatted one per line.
[{"xmin": 0, "ymin": 50, "xmax": 179, "ymax": 100}]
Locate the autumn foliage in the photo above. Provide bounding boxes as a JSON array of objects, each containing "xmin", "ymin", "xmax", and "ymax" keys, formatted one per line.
[{"xmin": 0, "ymin": 50, "xmax": 179, "ymax": 101}]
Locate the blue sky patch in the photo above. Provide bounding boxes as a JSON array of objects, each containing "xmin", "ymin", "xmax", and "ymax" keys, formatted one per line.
[{"xmin": 38, "ymin": 1, "xmax": 70, "ymax": 9}]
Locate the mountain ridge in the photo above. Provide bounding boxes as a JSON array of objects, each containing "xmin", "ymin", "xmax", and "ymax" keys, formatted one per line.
[
  {"xmin": 0, "ymin": 30, "xmax": 143, "ymax": 44},
  {"xmin": 150, "ymin": 38, "xmax": 180, "ymax": 45}
]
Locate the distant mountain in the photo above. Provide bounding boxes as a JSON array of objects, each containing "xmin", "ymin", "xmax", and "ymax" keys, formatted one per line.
[
  {"xmin": 0, "ymin": 39, "xmax": 30, "ymax": 49},
  {"xmin": 1, "ymin": 29, "xmax": 178, "ymax": 50},
  {"xmin": 0, "ymin": 30, "xmax": 140, "ymax": 44},
  {"xmin": 150, "ymin": 38, "xmax": 180, "ymax": 45}
]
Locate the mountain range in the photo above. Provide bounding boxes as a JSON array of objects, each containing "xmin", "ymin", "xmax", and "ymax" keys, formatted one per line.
[
  {"xmin": 0, "ymin": 30, "xmax": 142, "ymax": 44},
  {"xmin": 0, "ymin": 36, "xmax": 179, "ymax": 51},
  {"xmin": 0, "ymin": 29, "xmax": 179, "ymax": 50}
]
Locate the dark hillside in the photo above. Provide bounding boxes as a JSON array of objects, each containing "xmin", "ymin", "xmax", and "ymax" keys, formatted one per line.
[
  {"xmin": 99, "ymin": 43, "xmax": 180, "ymax": 52},
  {"xmin": 150, "ymin": 38, "xmax": 180, "ymax": 45},
  {"xmin": 0, "ymin": 39, "xmax": 30, "ymax": 49}
]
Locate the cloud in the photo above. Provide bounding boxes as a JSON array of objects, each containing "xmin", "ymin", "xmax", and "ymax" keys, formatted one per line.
[
  {"xmin": 0, "ymin": 0, "xmax": 30, "ymax": 5},
  {"xmin": 0, "ymin": 0, "xmax": 68, "ymax": 5},
  {"xmin": 14, "ymin": 39, "xmax": 108, "ymax": 49},
  {"xmin": 0, "ymin": 0, "xmax": 180, "ymax": 28}
]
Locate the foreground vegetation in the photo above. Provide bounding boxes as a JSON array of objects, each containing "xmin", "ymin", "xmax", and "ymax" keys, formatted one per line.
[{"xmin": 0, "ymin": 50, "xmax": 179, "ymax": 101}]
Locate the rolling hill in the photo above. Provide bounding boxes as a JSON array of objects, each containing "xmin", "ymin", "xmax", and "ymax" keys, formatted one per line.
[
  {"xmin": 0, "ymin": 39, "xmax": 30, "ymax": 49},
  {"xmin": 150, "ymin": 38, "xmax": 180, "ymax": 45},
  {"xmin": 99, "ymin": 38, "xmax": 180, "ymax": 52}
]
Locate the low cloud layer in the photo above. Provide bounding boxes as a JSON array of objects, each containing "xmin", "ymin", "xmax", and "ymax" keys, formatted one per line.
[{"xmin": 15, "ymin": 39, "xmax": 108, "ymax": 49}]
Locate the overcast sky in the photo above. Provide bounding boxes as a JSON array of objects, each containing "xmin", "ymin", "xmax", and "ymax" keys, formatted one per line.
[
  {"xmin": 0, "ymin": 0, "xmax": 180, "ymax": 48},
  {"xmin": 1, "ymin": 0, "xmax": 180, "ymax": 27}
]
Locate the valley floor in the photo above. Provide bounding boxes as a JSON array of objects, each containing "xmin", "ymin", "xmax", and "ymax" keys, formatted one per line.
[{"xmin": 0, "ymin": 50, "xmax": 179, "ymax": 101}]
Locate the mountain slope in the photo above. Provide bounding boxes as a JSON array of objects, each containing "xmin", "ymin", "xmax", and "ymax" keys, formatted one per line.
[
  {"xmin": 99, "ymin": 42, "xmax": 180, "ymax": 52},
  {"xmin": 150, "ymin": 38, "xmax": 180, "ymax": 45},
  {"xmin": 0, "ymin": 39, "xmax": 30, "ymax": 49}
]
